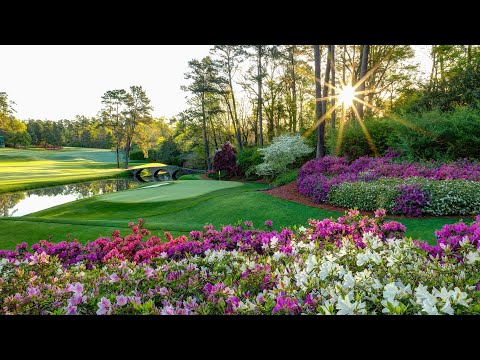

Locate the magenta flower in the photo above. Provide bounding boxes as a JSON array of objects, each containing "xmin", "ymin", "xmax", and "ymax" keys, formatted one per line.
[
  {"xmin": 66, "ymin": 282, "xmax": 84, "ymax": 296},
  {"xmin": 264, "ymin": 220, "xmax": 273, "ymax": 228},
  {"xmin": 272, "ymin": 294, "xmax": 301, "ymax": 315},
  {"xmin": 374, "ymin": 209, "xmax": 386, "ymax": 219}
]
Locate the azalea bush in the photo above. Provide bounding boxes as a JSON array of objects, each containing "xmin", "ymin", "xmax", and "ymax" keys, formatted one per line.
[
  {"xmin": 1, "ymin": 212, "xmax": 480, "ymax": 315},
  {"xmin": 256, "ymin": 134, "xmax": 313, "ymax": 178},
  {"xmin": 328, "ymin": 178, "xmax": 480, "ymax": 217},
  {"xmin": 297, "ymin": 155, "xmax": 480, "ymax": 216}
]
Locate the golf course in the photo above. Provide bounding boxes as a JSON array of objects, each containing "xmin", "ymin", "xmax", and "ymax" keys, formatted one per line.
[{"xmin": 0, "ymin": 147, "xmax": 468, "ymax": 249}]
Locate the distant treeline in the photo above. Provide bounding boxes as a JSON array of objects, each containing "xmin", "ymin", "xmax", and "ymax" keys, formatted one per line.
[{"xmin": 25, "ymin": 117, "xmax": 113, "ymax": 149}]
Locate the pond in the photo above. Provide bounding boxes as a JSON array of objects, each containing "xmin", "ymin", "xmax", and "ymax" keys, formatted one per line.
[{"xmin": 0, "ymin": 176, "xmax": 167, "ymax": 217}]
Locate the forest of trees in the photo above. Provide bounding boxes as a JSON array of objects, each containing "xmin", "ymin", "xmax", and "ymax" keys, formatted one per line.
[{"xmin": 1, "ymin": 45, "xmax": 479, "ymax": 168}]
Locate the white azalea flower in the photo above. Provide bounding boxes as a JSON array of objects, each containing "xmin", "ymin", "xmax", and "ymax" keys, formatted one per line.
[
  {"xmin": 440, "ymin": 301, "xmax": 454, "ymax": 315},
  {"xmin": 273, "ymin": 251, "xmax": 283, "ymax": 262},
  {"xmin": 383, "ymin": 282, "xmax": 399, "ymax": 303},
  {"xmin": 421, "ymin": 301, "xmax": 440, "ymax": 315},
  {"xmin": 305, "ymin": 254, "xmax": 317, "ymax": 273},
  {"xmin": 342, "ymin": 271, "xmax": 355, "ymax": 289},
  {"xmin": 270, "ymin": 236, "xmax": 279, "ymax": 248},
  {"xmin": 459, "ymin": 236, "xmax": 470, "ymax": 247},
  {"xmin": 298, "ymin": 226, "xmax": 307, "ymax": 234},
  {"xmin": 381, "ymin": 299, "xmax": 400, "ymax": 313},
  {"xmin": 451, "ymin": 287, "xmax": 470, "ymax": 307},
  {"xmin": 356, "ymin": 252, "xmax": 370, "ymax": 267},
  {"xmin": 336, "ymin": 294, "xmax": 366, "ymax": 315},
  {"xmin": 465, "ymin": 251, "xmax": 480, "ymax": 264}
]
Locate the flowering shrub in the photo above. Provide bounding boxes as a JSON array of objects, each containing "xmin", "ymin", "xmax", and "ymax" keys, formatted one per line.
[
  {"xmin": 1, "ymin": 213, "xmax": 479, "ymax": 315},
  {"xmin": 391, "ymin": 184, "xmax": 429, "ymax": 217},
  {"xmin": 298, "ymin": 155, "xmax": 480, "ymax": 216},
  {"xmin": 256, "ymin": 134, "xmax": 313, "ymax": 177},
  {"xmin": 415, "ymin": 215, "xmax": 480, "ymax": 262},
  {"xmin": 211, "ymin": 142, "xmax": 240, "ymax": 178},
  {"xmin": 328, "ymin": 178, "xmax": 480, "ymax": 216}
]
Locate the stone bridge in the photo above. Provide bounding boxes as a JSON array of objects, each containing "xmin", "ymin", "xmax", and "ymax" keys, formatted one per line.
[{"xmin": 128, "ymin": 165, "xmax": 205, "ymax": 180}]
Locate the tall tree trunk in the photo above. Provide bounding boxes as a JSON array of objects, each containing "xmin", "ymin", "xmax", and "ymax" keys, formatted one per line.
[
  {"xmin": 257, "ymin": 45, "xmax": 264, "ymax": 147},
  {"xmin": 290, "ymin": 46, "xmax": 297, "ymax": 133},
  {"xmin": 267, "ymin": 109, "xmax": 274, "ymax": 141},
  {"xmin": 224, "ymin": 95, "xmax": 237, "ymax": 144},
  {"xmin": 228, "ymin": 67, "xmax": 243, "ymax": 150},
  {"xmin": 467, "ymin": 45, "xmax": 472, "ymax": 66},
  {"xmin": 124, "ymin": 139, "xmax": 131, "ymax": 169},
  {"xmin": 116, "ymin": 146, "xmax": 120, "ymax": 168},
  {"xmin": 330, "ymin": 45, "xmax": 336, "ymax": 155},
  {"xmin": 314, "ymin": 45, "xmax": 325, "ymax": 158},
  {"xmin": 430, "ymin": 45, "xmax": 436, "ymax": 88},
  {"xmin": 322, "ymin": 46, "xmax": 331, "ymax": 121},
  {"xmin": 356, "ymin": 45, "xmax": 369, "ymax": 120},
  {"xmin": 342, "ymin": 45, "xmax": 346, "ymax": 85},
  {"xmin": 330, "ymin": 45, "xmax": 336, "ymax": 130},
  {"xmin": 201, "ymin": 93, "xmax": 211, "ymax": 170}
]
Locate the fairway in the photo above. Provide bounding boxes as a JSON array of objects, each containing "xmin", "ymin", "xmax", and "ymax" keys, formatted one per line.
[
  {"xmin": 0, "ymin": 147, "xmax": 162, "ymax": 193},
  {"xmin": 0, "ymin": 177, "xmax": 467, "ymax": 248}
]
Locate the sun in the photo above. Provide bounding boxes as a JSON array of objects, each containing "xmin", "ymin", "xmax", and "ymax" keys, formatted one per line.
[{"xmin": 338, "ymin": 85, "xmax": 355, "ymax": 107}]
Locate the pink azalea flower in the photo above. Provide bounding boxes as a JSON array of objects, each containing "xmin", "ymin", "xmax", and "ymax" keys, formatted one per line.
[
  {"xmin": 66, "ymin": 304, "xmax": 78, "ymax": 315},
  {"xmin": 39, "ymin": 251, "xmax": 49, "ymax": 263},
  {"xmin": 160, "ymin": 305, "xmax": 175, "ymax": 315},
  {"xmin": 116, "ymin": 295, "xmax": 128, "ymax": 306},
  {"xmin": 27, "ymin": 286, "xmax": 40, "ymax": 297},
  {"xmin": 109, "ymin": 273, "xmax": 120, "ymax": 283},
  {"xmin": 145, "ymin": 266, "xmax": 155, "ymax": 279},
  {"xmin": 96, "ymin": 297, "xmax": 112, "ymax": 315},
  {"xmin": 66, "ymin": 282, "xmax": 84, "ymax": 296}
]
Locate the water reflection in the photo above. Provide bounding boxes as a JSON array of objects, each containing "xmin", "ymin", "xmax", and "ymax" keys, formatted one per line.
[{"xmin": 0, "ymin": 177, "xmax": 162, "ymax": 217}]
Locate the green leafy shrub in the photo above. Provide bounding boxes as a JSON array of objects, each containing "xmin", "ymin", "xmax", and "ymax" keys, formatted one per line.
[
  {"xmin": 237, "ymin": 147, "xmax": 263, "ymax": 180},
  {"xmin": 256, "ymin": 134, "xmax": 313, "ymax": 178},
  {"xmin": 129, "ymin": 150, "xmax": 146, "ymax": 160},
  {"xmin": 328, "ymin": 180, "xmax": 400, "ymax": 211},
  {"xmin": 177, "ymin": 174, "xmax": 200, "ymax": 180},
  {"xmin": 272, "ymin": 169, "xmax": 298, "ymax": 187},
  {"xmin": 336, "ymin": 117, "xmax": 396, "ymax": 160},
  {"xmin": 390, "ymin": 108, "xmax": 480, "ymax": 162},
  {"xmin": 336, "ymin": 108, "xmax": 480, "ymax": 161},
  {"xmin": 421, "ymin": 180, "xmax": 480, "ymax": 216},
  {"xmin": 149, "ymin": 139, "xmax": 183, "ymax": 166}
]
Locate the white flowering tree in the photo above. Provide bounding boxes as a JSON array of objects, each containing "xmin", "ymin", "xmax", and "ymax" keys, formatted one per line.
[{"xmin": 255, "ymin": 134, "xmax": 313, "ymax": 177}]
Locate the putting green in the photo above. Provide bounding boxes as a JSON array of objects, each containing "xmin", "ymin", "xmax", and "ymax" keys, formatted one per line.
[{"xmin": 97, "ymin": 180, "xmax": 243, "ymax": 203}]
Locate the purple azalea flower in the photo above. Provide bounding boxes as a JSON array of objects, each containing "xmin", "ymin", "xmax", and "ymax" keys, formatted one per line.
[{"xmin": 96, "ymin": 297, "xmax": 112, "ymax": 315}]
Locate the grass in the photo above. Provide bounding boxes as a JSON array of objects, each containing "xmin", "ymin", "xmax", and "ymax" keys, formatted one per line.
[
  {"xmin": 0, "ymin": 178, "xmax": 469, "ymax": 249},
  {"xmin": 0, "ymin": 147, "xmax": 154, "ymax": 193}
]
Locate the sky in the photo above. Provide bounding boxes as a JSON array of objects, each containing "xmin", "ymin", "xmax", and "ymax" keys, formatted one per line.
[{"xmin": 0, "ymin": 45, "xmax": 431, "ymax": 121}]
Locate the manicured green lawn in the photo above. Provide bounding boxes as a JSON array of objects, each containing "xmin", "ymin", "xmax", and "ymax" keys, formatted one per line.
[
  {"xmin": 0, "ymin": 147, "xmax": 162, "ymax": 193},
  {"xmin": 0, "ymin": 178, "xmax": 469, "ymax": 249}
]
